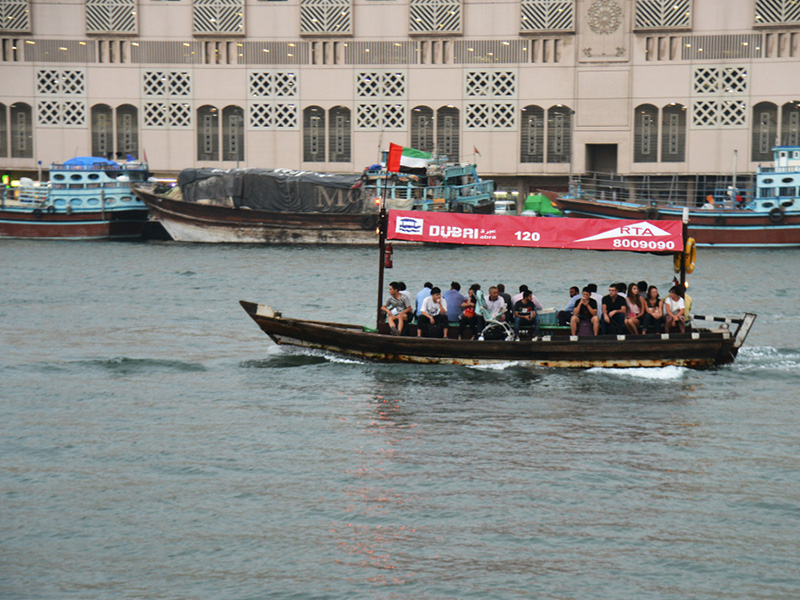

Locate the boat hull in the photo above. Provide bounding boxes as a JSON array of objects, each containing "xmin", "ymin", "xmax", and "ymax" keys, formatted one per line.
[
  {"xmin": 240, "ymin": 301, "xmax": 754, "ymax": 369},
  {"xmin": 0, "ymin": 209, "xmax": 149, "ymax": 240},
  {"xmin": 552, "ymin": 197, "xmax": 800, "ymax": 247},
  {"xmin": 135, "ymin": 187, "xmax": 380, "ymax": 244}
]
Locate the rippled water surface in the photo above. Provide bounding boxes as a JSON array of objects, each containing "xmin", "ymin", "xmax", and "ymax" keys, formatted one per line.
[{"xmin": 1, "ymin": 240, "xmax": 799, "ymax": 599}]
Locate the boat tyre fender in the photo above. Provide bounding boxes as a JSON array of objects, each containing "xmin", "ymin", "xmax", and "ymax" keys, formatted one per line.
[
  {"xmin": 769, "ymin": 207, "xmax": 785, "ymax": 223},
  {"xmin": 644, "ymin": 207, "xmax": 659, "ymax": 220},
  {"xmin": 684, "ymin": 237, "xmax": 697, "ymax": 274},
  {"xmin": 33, "ymin": 208, "xmax": 43, "ymax": 218},
  {"xmin": 360, "ymin": 214, "xmax": 378, "ymax": 230},
  {"xmin": 46, "ymin": 205, "xmax": 56, "ymax": 214},
  {"xmin": 714, "ymin": 216, "xmax": 726, "ymax": 226}
]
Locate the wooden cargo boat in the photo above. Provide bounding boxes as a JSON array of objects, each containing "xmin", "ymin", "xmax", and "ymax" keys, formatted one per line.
[
  {"xmin": 0, "ymin": 157, "xmax": 150, "ymax": 240},
  {"xmin": 133, "ymin": 149, "xmax": 495, "ymax": 244},
  {"xmin": 241, "ymin": 209, "xmax": 756, "ymax": 369},
  {"xmin": 551, "ymin": 146, "xmax": 800, "ymax": 247}
]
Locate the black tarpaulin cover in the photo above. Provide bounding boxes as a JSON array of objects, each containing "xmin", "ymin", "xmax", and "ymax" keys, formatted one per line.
[{"xmin": 178, "ymin": 168, "xmax": 365, "ymax": 213}]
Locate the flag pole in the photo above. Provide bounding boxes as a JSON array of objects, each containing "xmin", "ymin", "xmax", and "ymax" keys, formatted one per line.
[{"xmin": 375, "ymin": 172, "xmax": 392, "ymax": 331}]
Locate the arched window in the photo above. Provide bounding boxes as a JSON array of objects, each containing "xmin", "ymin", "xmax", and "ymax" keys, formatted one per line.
[
  {"xmin": 411, "ymin": 106, "xmax": 434, "ymax": 153},
  {"xmin": 222, "ymin": 105, "xmax": 244, "ymax": 162},
  {"xmin": 10, "ymin": 103, "xmax": 32, "ymax": 158},
  {"xmin": 661, "ymin": 103, "xmax": 686, "ymax": 163},
  {"xmin": 520, "ymin": 105, "xmax": 544, "ymax": 163},
  {"xmin": 781, "ymin": 101, "xmax": 800, "ymax": 146},
  {"xmin": 633, "ymin": 104, "xmax": 658, "ymax": 163},
  {"xmin": 329, "ymin": 106, "xmax": 351, "ymax": 163},
  {"xmin": 752, "ymin": 102, "xmax": 778, "ymax": 162},
  {"xmin": 436, "ymin": 106, "xmax": 459, "ymax": 160},
  {"xmin": 0, "ymin": 103, "xmax": 7, "ymax": 158},
  {"xmin": 303, "ymin": 106, "xmax": 326, "ymax": 162},
  {"xmin": 197, "ymin": 105, "xmax": 219, "ymax": 161},
  {"xmin": 91, "ymin": 104, "xmax": 114, "ymax": 158},
  {"xmin": 547, "ymin": 105, "xmax": 572, "ymax": 163},
  {"xmin": 116, "ymin": 104, "xmax": 139, "ymax": 159}
]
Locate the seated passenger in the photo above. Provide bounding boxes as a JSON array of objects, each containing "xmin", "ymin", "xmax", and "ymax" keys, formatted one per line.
[
  {"xmin": 601, "ymin": 284, "xmax": 627, "ymax": 334},
  {"xmin": 381, "ymin": 281, "xmax": 412, "ymax": 335},
  {"xmin": 443, "ymin": 281, "xmax": 466, "ymax": 324},
  {"xmin": 570, "ymin": 287, "xmax": 599, "ymax": 335},
  {"xmin": 419, "ymin": 286, "xmax": 449, "ymax": 338},
  {"xmin": 641, "ymin": 285, "xmax": 665, "ymax": 333},
  {"xmin": 485, "ymin": 286, "xmax": 507, "ymax": 322},
  {"xmin": 624, "ymin": 283, "xmax": 646, "ymax": 335},
  {"xmin": 459, "ymin": 284, "xmax": 480, "ymax": 340},
  {"xmin": 664, "ymin": 286, "xmax": 686, "ymax": 333},
  {"xmin": 558, "ymin": 286, "xmax": 581, "ymax": 326},
  {"xmin": 513, "ymin": 290, "xmax": 539, "ymax": 339}
]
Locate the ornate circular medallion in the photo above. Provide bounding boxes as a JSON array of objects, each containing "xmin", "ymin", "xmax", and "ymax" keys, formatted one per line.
[{"xmin": 588, "ymin": 0, "xmax": 623, "ymax": 35}]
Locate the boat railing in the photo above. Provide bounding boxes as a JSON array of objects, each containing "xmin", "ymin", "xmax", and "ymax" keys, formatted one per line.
[
  {"xmin": 50, "ymin": 161, "xmax": 148, "ymax": 172},
  {"xmin": 569, "ymin": 172, "xmax": 755, "ymax": 208},
  {"xmin": 15, "ymin": 185, "xmax": 50, "ymax": 205},
  {"xmin": 757, "ymin": 165, "xmax": 800, "ymax": 174}
]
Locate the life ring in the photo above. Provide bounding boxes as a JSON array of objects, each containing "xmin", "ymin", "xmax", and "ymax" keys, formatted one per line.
[
  {"xmin": 683, "ymin": 237, "xmax": 697, "ymax": 274},
  {"xmin": 644, "ymin": 207, "xmax": 659, "ymax": 220},
  {"xmin": 769, "ymin": 207, "xmax": 785, "ymax": 223},
  {"xmin": 46, "ymin": 205, "xmax": 56, "ymax": 214},
  {"xmin": 33, "ymin": 208, "xmax": 43, "ymax": 218},
  {"xmin": 360, "ymin": 214, "xmax": 378, "ymax": 230},
  {"xmin": 673, "ymin": 252, "xmax": 682, "ymax": 273}
]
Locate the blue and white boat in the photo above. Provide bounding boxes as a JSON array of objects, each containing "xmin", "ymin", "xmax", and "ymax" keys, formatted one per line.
[{"xmin": 0, "ymin": 157, "xmax": 151, "ymax": 240}]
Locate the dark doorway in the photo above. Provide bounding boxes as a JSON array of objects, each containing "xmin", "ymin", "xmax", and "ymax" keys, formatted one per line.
[{"xmin": 586, "ymin": 144, "xmax": 618, "ymax": 174}]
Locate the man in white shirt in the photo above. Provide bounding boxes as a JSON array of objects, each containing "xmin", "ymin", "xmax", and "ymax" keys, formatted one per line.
[
  {"xmin": 485, "ymin": 286, "xmax": 507, "ymax": 322},
  {"xmin": 664, "ymin": 286, "xmax": 686, "ymax": 333},
  {"xmin": 419, "ymin": 286, "xmax": 448, "ymax": 338}
]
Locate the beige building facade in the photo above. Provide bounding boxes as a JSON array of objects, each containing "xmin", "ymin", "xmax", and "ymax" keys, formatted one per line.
[{"xmin": 1, "ymin": 0, "xmax": 799, "ymax": 188}]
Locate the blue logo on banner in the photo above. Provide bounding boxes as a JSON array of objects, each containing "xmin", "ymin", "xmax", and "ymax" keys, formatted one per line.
[{"xmin": 397, "ymin": 217, "xmax": 423, "ymax": 235}]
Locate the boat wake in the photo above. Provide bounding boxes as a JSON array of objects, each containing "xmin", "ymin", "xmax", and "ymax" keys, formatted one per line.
[
  {"xmin": 73, "ymin": 356, "xmax": 208, "ymax": 374},
  {"xmin": 586, "ymin": 365, "xmax": 687, "ymax": 380},
  {"xmin": 734, "ymin": 346, "xmax": 800, "ymax": 374}
]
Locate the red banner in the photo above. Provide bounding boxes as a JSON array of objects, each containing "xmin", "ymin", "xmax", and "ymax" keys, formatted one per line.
[{"xmin": 387, "ymin": 210, "xmax": 684, "ymax": 253}]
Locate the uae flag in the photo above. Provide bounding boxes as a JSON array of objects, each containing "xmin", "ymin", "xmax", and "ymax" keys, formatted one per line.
[{"xmin": 387, "ymin": 143, "xmax": 431, "ymax": 173}]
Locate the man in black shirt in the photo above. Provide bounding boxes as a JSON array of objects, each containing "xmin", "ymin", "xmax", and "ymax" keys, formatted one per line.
[
  {"xmin": 570, "ymin": 287, "xmax": 599, "ymax": 335},
  {"xmin": 602, "ymin": 284, "xmax": 627, "ymax": 334}
]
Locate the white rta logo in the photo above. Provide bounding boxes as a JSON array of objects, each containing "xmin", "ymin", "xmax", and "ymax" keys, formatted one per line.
[
  {"xmin": 575, "ymin": 221, "xmax": 672, "ymax": 243},
  {"xmin": 395, "ymin": 216, "xmax": 424, "ymax": 235}
]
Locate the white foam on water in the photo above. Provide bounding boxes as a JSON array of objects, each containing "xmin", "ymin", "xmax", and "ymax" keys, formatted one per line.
[
  {"xmin": 587, "ymin": 365, "xmax": 687, "ymax": 380},
  {"xmin": 468, "ymin": 361, "xmax": 520, "ymax": 371}
]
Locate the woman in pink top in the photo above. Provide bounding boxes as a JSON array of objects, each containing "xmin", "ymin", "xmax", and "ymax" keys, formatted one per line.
[{"xmin": 624, "ymin": 283, "xmax": 646, "ymax": 335}]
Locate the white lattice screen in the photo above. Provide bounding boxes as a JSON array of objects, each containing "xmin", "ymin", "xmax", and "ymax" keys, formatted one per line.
[
  {"xmin": 35, "ymin": 69, "xmax": 86, "ymax": 127},
  {"xmin": 634, "ymin": 0, "xmax": 690, "ymax": 29},
  {"xmin": 409, "ymin": 0, "xmax": 462, "ymax": 34},
  {"xmin": 520, "ymin": 0, "xmax": 574, "ymax": 32},
  {"xmin": 142, "ymin": 70, "xmax": 192, "ymax": 128},
  {"xmin": 691, "ymin": 66, "xmax": 748, "ymax": 128},
  {"xmin": 465, "ymin": 103, "xmax": 517, "ymax": 130},
  {"xmin": 247, "ymin": 70, "xmax": 299, "ymax": 129},
  {"xmin": 300, "ymin": 0, "xmax": 352, "ymax": 34},
  {"xmin": 249, "ymin": 71, "xmax": 299, "ymax": 98},
  {"xmin": 465, "ymin": 70, "xmax": 517, "ymax": 98},
  {"xmin": 755, "ymin": 0, "xmax": 800, "ymax": 25},
  {"xmin": 193, "ymin": 0, "xmax": 244, "ymax": 34},
  {"xmin": 247, "ymin": 103, "xmax": 298, "ymax": 129},
  {"xmin": 354, "ymin": 71, "xmax": 407, "ymax": 130},
  {"xmin": 0, "ymin": 0, "xmax": 30, "ymax": 31},
  {"xmin": 86, "ymin": 0, "xmax": 137, "ymax": 34},
  {"xmin": 356, "ymin": 103, "xmax": 406, "ymax": 131}
]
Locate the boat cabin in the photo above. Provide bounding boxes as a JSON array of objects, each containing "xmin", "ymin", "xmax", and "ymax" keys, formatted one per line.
[{"xmin": 754, "ymin": 146, "xmax": 800, "ymax": 212}]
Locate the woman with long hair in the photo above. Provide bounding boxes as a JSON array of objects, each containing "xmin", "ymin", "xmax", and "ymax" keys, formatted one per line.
[
  {"xmin": 641, "ymin": 285, "xmax": 664, "ymax": 333},
  {"xmin": 624, "ymin": 282, "xmax": 646, "ymax": 334}
]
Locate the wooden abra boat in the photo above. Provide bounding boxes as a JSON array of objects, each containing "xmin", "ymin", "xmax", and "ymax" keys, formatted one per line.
[
  {"xmin": 241, "ymin": 209, "xmax": 756, "ymax": 369},
  {"xmin": 0, "ymin": 157, "xmax": 150, "ymax": 240},
  {"xmin": 552, "ymin": 146, "xmax": 800, "ymax": 247}
]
